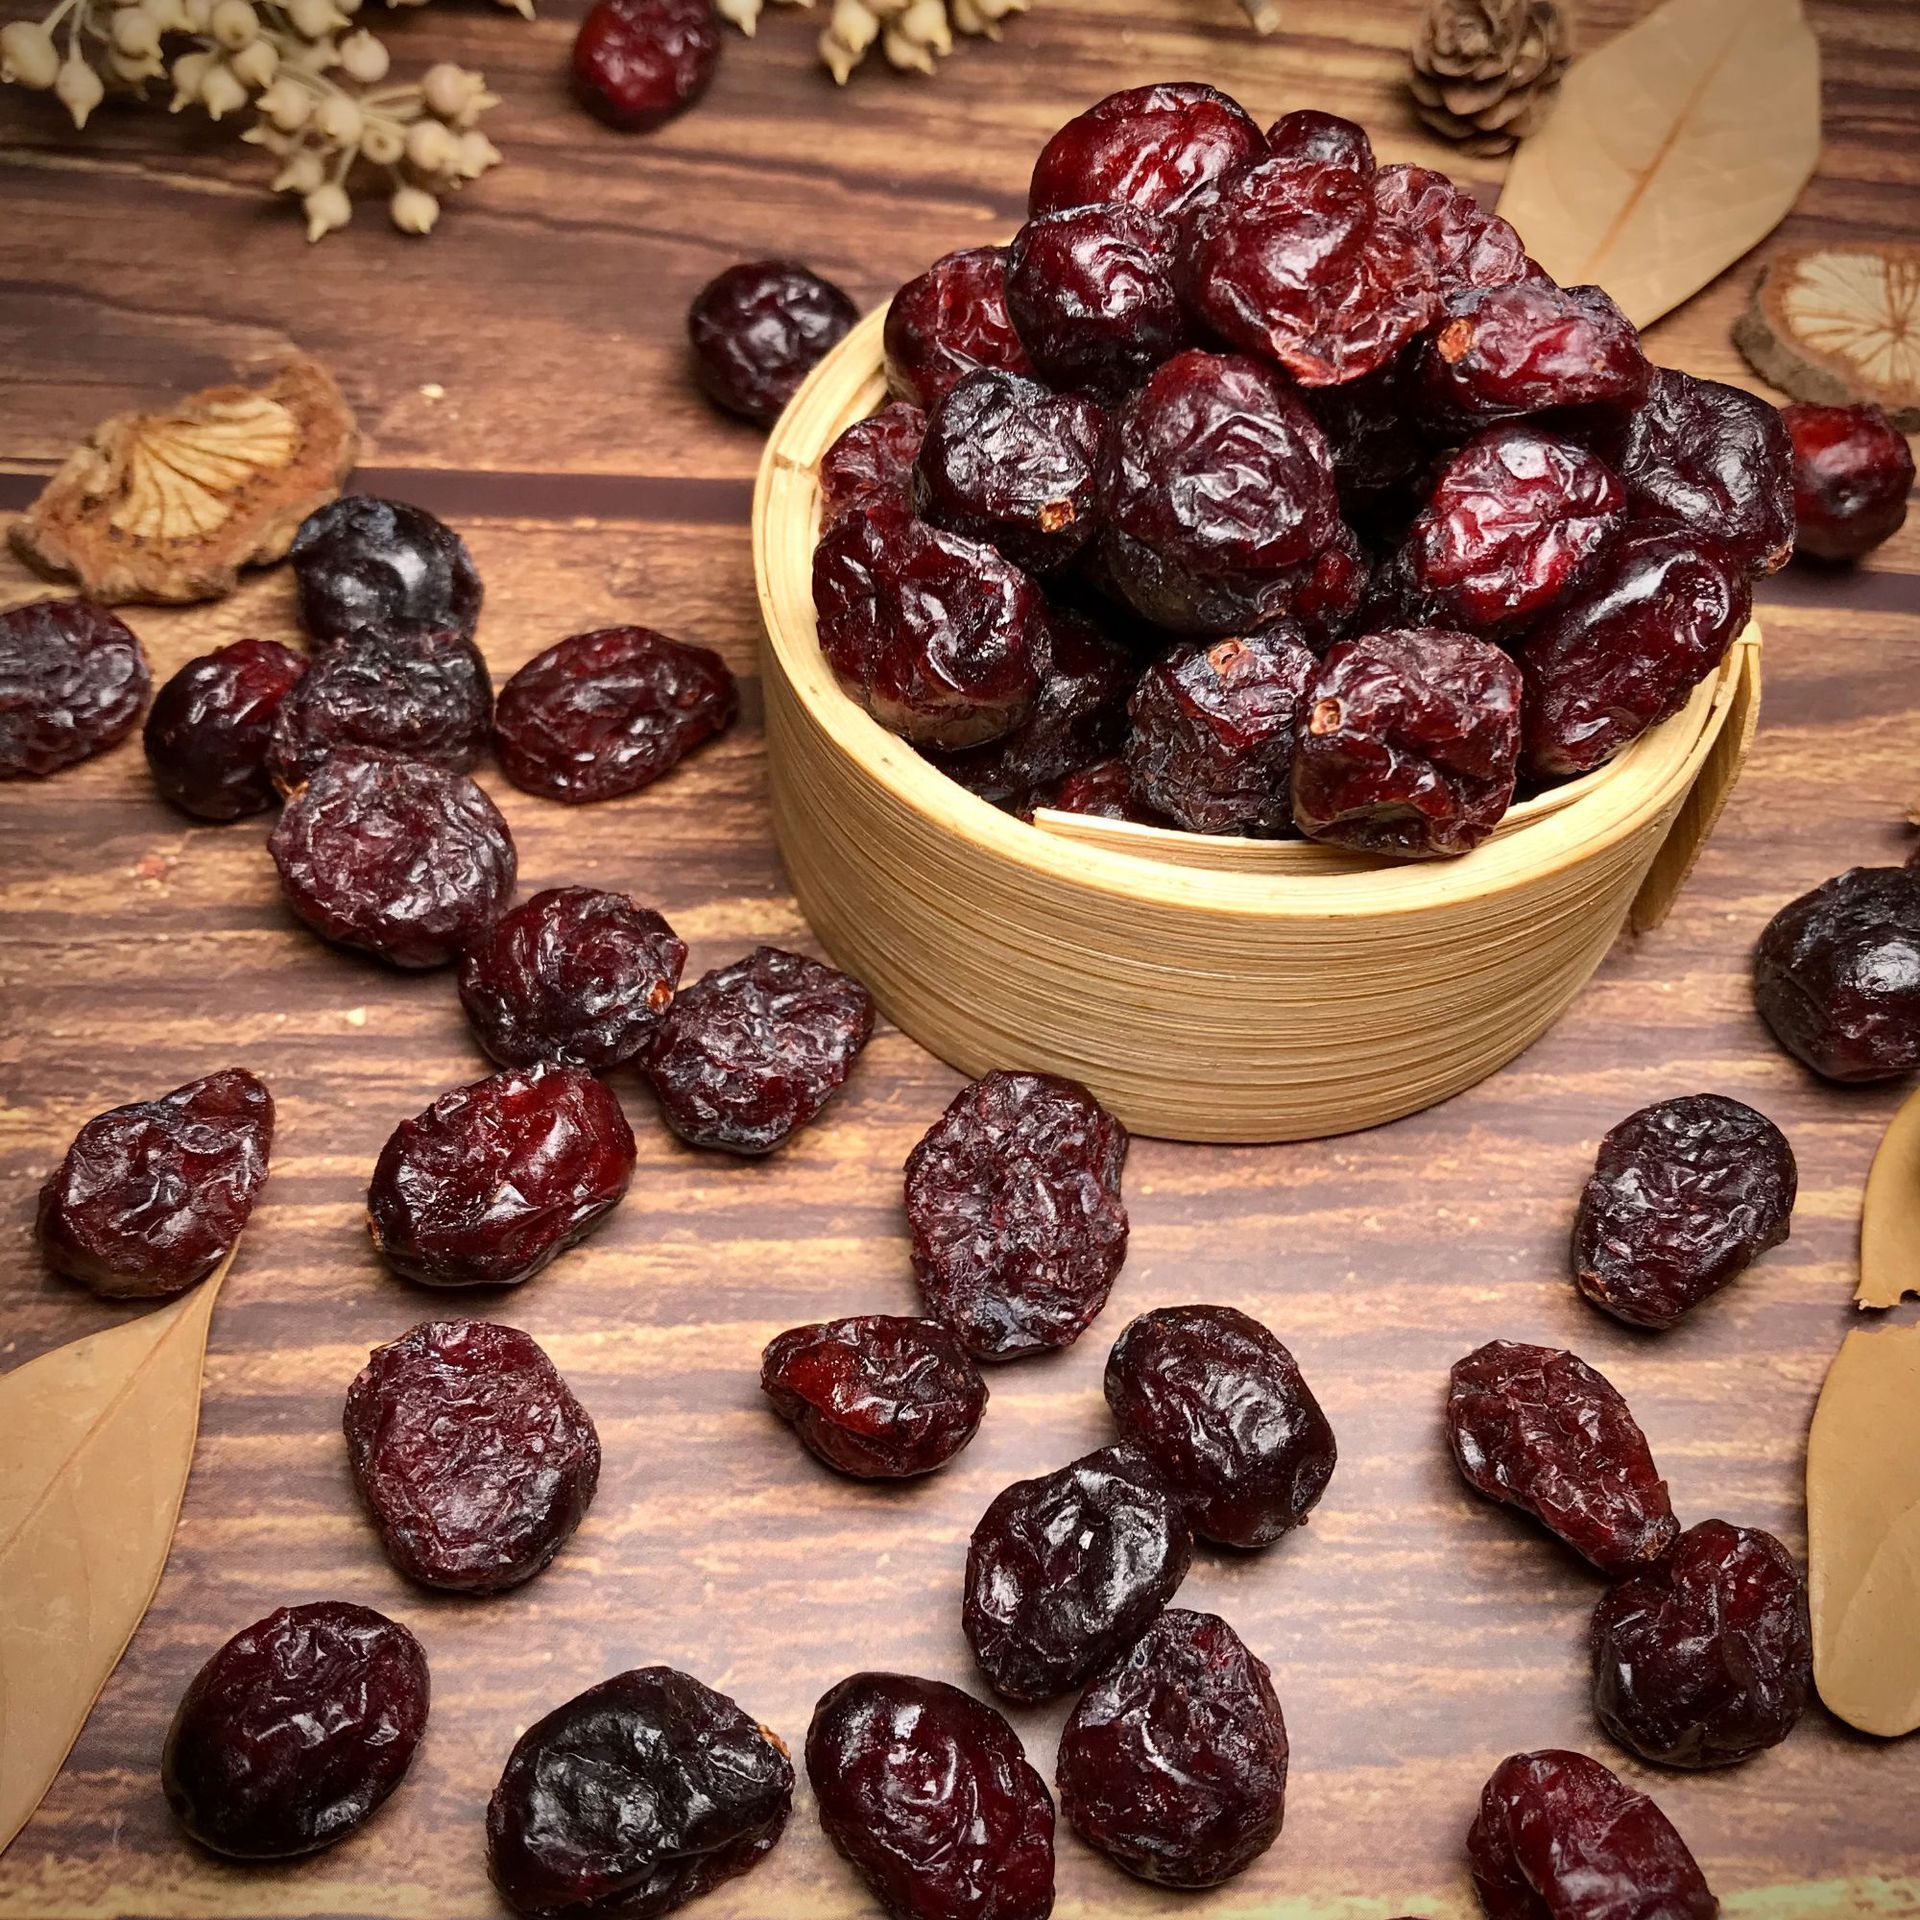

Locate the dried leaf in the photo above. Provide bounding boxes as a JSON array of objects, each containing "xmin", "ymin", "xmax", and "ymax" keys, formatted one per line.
[
  {"xmin": 1495, "ymin": 0, "xmax": 1820, "ymax": 329},
  {"xmin": 1859, "ymin": 1083, "xmax": 1920, "ymax": 1310},
  {"xmin": 0, "ymin": 1247, "xmax": 234, "ymax": 1856}
]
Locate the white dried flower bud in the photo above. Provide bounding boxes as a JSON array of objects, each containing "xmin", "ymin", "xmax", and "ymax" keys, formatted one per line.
[
  {"xmin": 311, "ymin": 91, "xmax": 362, "ymax": 144},
  {"xmin": 182, "ymin": 0, "xmax": 213, "ymax": 27},
  {"xmin": 285, "ymin": 0, "xmax": 344, "ymax": 39},
  {"xmin": 303, "ymin": 180, "xmax": 351, "ymax": 240},
  {"xmin": 141, "ymin": 0, "xmax": 193, "ymax": 32},
  {"xmin": 715, "ymin": 0, "xmax": 761, "ymax": 31},
  {"xmin": 420, "ymin": 60, "xmax": 477, "ymax": 119},
  {"xmin": 336, "ymin": 28, "xmax": 387, "ymax": 82},
  {"xmin": 359, "ymin": 115, "xmax": 404, "ymax": 163},
  {"xmin": 0, "ymin": 20, "xmax": 62, "ymax": 88},
  {"xmin": 272, "ymin": 147, "xmax": 327, "ymax": 193},
  {"xmin": 257, "ymin": 76, "xmax": 311, "ymax": 127},
  {"xmin": 198, "ymin": 58, "xmax": 249, "ymax": 115},
  {"xmin": 405, "ymin": 115, "xmax": 457, "ymax": 174},
  {"xmin": 110, "ymin": 9, "xmax": 161, "ymax": 57},
  {"xmin": 168, "ymin": 47, "xmax": 213, "ymax": 105},
  {"xmin": 228, "ymin": 35, "xmax": 277, "ymax": 86},
  {"xmin": 104, "ymin": 45, "xmax": 161, "ymax": 81},
  {"xmin": 453, "ymin": 127, "xmax": 500, "ymax": 178},
  {"xmin": 55, "ymin": 53, "xmax": 106, "ymax": 126},
  {"xmin": 208, "ymin": 0, "xmax": 258, "ymax": 45},
  {"xmin": 390, "ymin": 183, "xmax": 438, "ymax": 234}
]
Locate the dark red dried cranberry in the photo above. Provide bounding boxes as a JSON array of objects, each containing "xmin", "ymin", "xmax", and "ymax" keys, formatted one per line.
[
  {"xmin": 1023, "ymin": 754, "xmax": 1167, "ymax": 824},
  {"xmin": 1370, "ymin": 163, "xmax": 1534, "ymax": 293},
  {"xmin": 819, "ymin": 402, "xmax": 927, "ymax": 524},
  {"xmin": 1058, "ymin": 1608, "xmax": 1286, "ymax": 1888},
  {"xmin": 0, "ymin": 597, "xmax": 149, "ymax": 779},
  {"xmin": 289, "ymin": 496, "xmax": 481, "ymax": 646},
  {"xmin": 1305, "ymin": 361, "xmax": 1433, "ymax": 533},
  {"xmin": 645, "ymin": 945, "xmax": 874, "ymax": 1154},
  {"xmin": 1029, "ymin": 82, "xmax": 1264, "ymax": 219},
  {"xmin": 689, "ymin": 259, "xmax": 858, "ymax": 427},
  {"xmin": 571, "ymin": 0, "xmax": 719, "ymax": 131},
  {"xmin": 368, "ymin": 1063, "xmax": 635, "ymax": 1287},
  {"xmin": 1265, "ymin": 108, "xmax": 1374, "ymax": 174},
  {"xmin": 906, "ymin": 1068, "xmax": 1128, "ymax": 1361},
  {"xmin": 1288, "ymin": 520, "xmax": 1372, "ymax": 649},
  {"xmin": 1419, "ymin": 281, "xmax": 1651, "ymax": 422},
  {"xmin": 1784, "ymin": 400, "xmax": 1915, "ymax": 561},
  {"xmin": 163, "ymin": 1602, "xmax": 428, "ymax": 1860},
  {"xmin": 1447, "ymin": 1339, "xmax": 1679, "ymax": 1575},
  {"xmin": 1753, "ymin": 865, "xmax": 1920, "ymax": 1083},
  {"xmin": 37, "ymin": 1067, "xmax": 272, "ymax": 1300},
  {"xmin": 493, "ymin": 625, "xmax": 737, "ymax": 803},
  {"xmin": 1105, "ymin": 1304, "xmax": 1336, "ymax": 1548},
  {"xmin": 1468, "ymin": 1749, "xmax": 1716, "ymax": 1920},
  {"xmin": 1574, "ymin": 1094, "xmax": 1797, "ymax": 1330},
  {"xmin": 1520, "ymin": 529, "xmax": 1750, "ymax": 780},
  {"xmin": 883, "ymin": 245, "xmax": 1031, "ymax": 409},
  {"xmin": 144, "ymin": 639, "xmax": 305, "ymax": 820},
  {"xmin": 807, "ymin": 1671, "xmax": 1054, "ymax": 1920},
  {"xmin": 269, "ymin": 751, "xmax": 515, "ymax": 968},
  {"xmin": 344, "ymin": 1319, "xmax": 600, "ymax": 1592},
  {"xmin": 488, "ymin": 1668, "xmax": 791, "ymax": 1918},
  {"xmin": 761, "ymin": 1313, "xmax": 987, "ymax": 1479}
]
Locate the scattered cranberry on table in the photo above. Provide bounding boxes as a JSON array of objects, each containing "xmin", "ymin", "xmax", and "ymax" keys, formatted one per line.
[
  {"xmin": 1783, "ymin": 400, "xmax": 1915, "ymax": 560},
  {"xmin": 571, "ymin": 0, "xmax": 720, "ymax": 132},
  {"xmin": 144, "ymin": 638, "xmax": 305, "ymax": 820},
  {"xmin": 0, "ymin": 597, "xmax": 149, "ymax": 779},
  {"xmin": 688, "ymin": 259, "xmax": 858, "ymax": 426},
  {"xmin": 289, "ymin": 495, "xmax": 482, "ymax": 646}
]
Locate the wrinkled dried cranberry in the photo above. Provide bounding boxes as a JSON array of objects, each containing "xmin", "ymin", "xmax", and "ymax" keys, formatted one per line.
[
  {"xmin": 1447, "ymin": 1339, "xmax": 1678, "ymax": 1575},
  {"xmin": 1306, "ymin": 365, "xmax": 1433, "ymax": 530},
  {"xmin": 807, "ymin": 1671, "xmax": 1054, "ymax": 1920},
  {"xmin": 1058, "ymin": 1608, "xmax": 1287, "ymax": 1888},
  {"xmin": 289, "ymin": 496, "xmax": 481, "ymax": 646},
  {"xmin": 493, "ymin": 625, "xmax": 736, "ymax": 803},
  {"xmin": 270, "ymin": 751, "xmax": 515, "ymax": 968},
  {"xmin": 37, "ymin": 1067, "xmax": 272, "ymax": 1300},
  {"xmin": 1288, "ymin": 520, "xmax": 1371, "ymax": 649},
  {"xmin": 884, "ymin": 246, "xmax": 1031, "ymax": 409},
  {"xmin": 144, "ymin": 639, "xmax": 305, "ymax": 820},
  {"xmin": 368, "ymin": 1063, "xmax": 635, "ymax": 1287},
  {"xmin": 163, "ymin": 1602, "xmax": 428, "ymax": 1860},
  {"xmin": 1419, "ymin": 281, "xmax": 1651, "ymax": 422},
  {"xmin": 488, "ymin": 1668, "xmax": 791, "ymax": 1918},
  {"xmin": 1753, "ymin": 866, "xmax": 1920, "ymax": 1083},
  {"xmin": 344, "ymin": 1318, "xmax": 600, "ymax": 1592},
  {"xmin": 761, "ymin": 1314, "xmax": 987, "ymax": 1479},
  {"xmin": 688, "ymin": 259, "xmax": 858, "ymax": 427},
  {"xmin": 1784, "ymin": 400, "xmax": 1915, "ymax": 561},
  {"xmin": 906, "ymin": 1068, "xmax": 1129, "ymax": 1361},
  {"xmin": 0, "ymin": 597, "xmax": 149, "ymax": 779},
  {"xmin": 1029, "ymin": 82, "xmax": 1264, "ymax": 219},
  {"xmin": 1266, "ymin": 107, "xmax": 1374, "ymax": 174},
  {"xmin": 965, "ymin": 1443, "xmax": 1191, "ymax": 1702},
  {"xmin": 1520, "ymin": 529, "xmax": 1750, "ymax": 780},
  {"xmin": 1574, "ymin": 1094, "xmax": 1797, "ymax": 1330},
  {"xmin": 1125, "ymin": 626, "xmax": 1317, "ymax": 835},
  {"xmin": 1468, "ymin": 1749, "xmax": 1716, "ymax": 1920},
  {"xmin": 1023, "ymin": 754, "xmax": 1166, "ymax": 824},
  {"xmin": 1105, "ymin": 1304, "xmax": 1336, "ymax": 1547},
  {"xmin": 571, "ymin": 0, "xmax": 719, "ymax": 131},
  {"xmin": 1370, "ymin": 164, "xmax": 1534, "ymax": 294},
  {"xmin": 819, "ymin": 402, "xmax": 927, "ymax": 524}
]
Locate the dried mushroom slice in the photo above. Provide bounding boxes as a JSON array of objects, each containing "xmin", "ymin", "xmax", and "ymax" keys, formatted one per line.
[{"xmin": 10, "ymin": 357, "xmax": 359, "ymax": 605}]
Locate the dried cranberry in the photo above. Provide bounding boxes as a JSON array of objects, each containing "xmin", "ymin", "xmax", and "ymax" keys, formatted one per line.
[
  {"xmin": 1419, "ymin": 281, "xmax": 1651, "ymax": 422},
  {"xmin": 906, "ymin": 1069, "xmax": 1128, "ymax": 1361},
  {"xmin": 1105, "ymin": 1304, "xmax": 1336, "ymax": 1547},
  {"xmin": 344, "ymin": 1319, "xmax": 600, "ymax": 1592},
  {"xmin": 270, "ymin": 751, "xmax": 515, "ymax": 968},
  {"xmin": 1265, "ymin": 108, "xmax": 1374, "ymax": 174},
  {"xmin": 883, "ymin": 246, "xmax": 1031, "ymax": 410},
  {"xmin": 1288, "ymin": 520, "xmax": 1372, "ymax": 649},
  {"xmin": 163, "ymin": 1602, "xmax": 428, "ymax": 1860},
  {"xmin": 1468, "ymin": 1749, "xmax": 1716, "ymax": 1920},
  {"xmin": 1447, "ymin": 1339, "xmax": 1679, "ymax": 1575},
  {"xmin": 1029, "ymin": 82, "xmax": 1264, "ymax": 219},
  {"xmin": 37, "ymin": 1067, "xmax": 272, "ymax": 1300},
  {"xmin": 1023, "ymin": 754, "xmax": 1166, "ymax": 824},
  {"xmin": 1784, "ymin": 400, "xmax": 1915, "ymax": 561},
  {"xmin": 0, "ymin": 597, "xmax": 149, "ymax": 779},
  {"xmin": 368, "ymin": 1063, "xmax": 635, "ymax": 1287},
  {"xmin": 964, "ymin": 1443, "xmax": 1191, "ymax": 1702},
  {"xmin": 459, "ymin": 887, "xmax": 685, "ymax": 1072},
  {"xmin": 819, "ymin": 402, "xmax": 927, "ymax": 524},
  {"xmin": 807, "ymin": 1671, "xmax": 1054, "ymax": 1920},
  {"xmin": 488, "ymin": 1668, "xmax": 791, "ymax": 1918},
  {"xmin": 1519, "ymin": 529, "xmax": 1750, "ymax": 780},
  {"xmin": 761, "ymin": 1313, "xmax": 987, "ymax": 1479},
  {"xmin": 144, "ymin": 639, "xmax": 305, "ymax": 820},
  {"xmin": 1573, "ymin": 1094, "xmax": 1797, "ymax": 1330},
  {"xmin": 289, "ymin": 496, "xmax": 481, "ymax": 646},
  {"xmin": 571, "ymin": 0, "xmax": 719, "ymax": 131},
  {"xmin": 1306, "ymin": 363, "xmax": 1432, "ymax": 530},
  {"xmin": 1057, "ymin": 1608, "xmax": 1287, "ymax": 1888},
  {"xmin": 493, "ymin": 625, "xmax": 737, "ymax": 803},
  {"xmin": 688, "ymin": 259, "xmax": 858, "ymax": 427},
  {"xmin": 1753, "ymin": 866, "xmax": 1920, "ymax": 1083},
  {"xmin": 1370, "ymin": 163, "xmax": 1534, "ymax": 293}
]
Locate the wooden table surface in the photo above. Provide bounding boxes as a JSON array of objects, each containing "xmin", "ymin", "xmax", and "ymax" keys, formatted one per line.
[{"xmin": 3, "ymin": 1, "xmax": 1919, "ymax": 1914}]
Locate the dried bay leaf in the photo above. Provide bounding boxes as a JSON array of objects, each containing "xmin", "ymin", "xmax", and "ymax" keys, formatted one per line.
[
  {"xmin": 1496, "ymin": 0, "xmax": 1820, "ymax": 329},
  {"xmin": 1859, "ymin": 1082, "xmax": 1920, "ymax": 1310}
]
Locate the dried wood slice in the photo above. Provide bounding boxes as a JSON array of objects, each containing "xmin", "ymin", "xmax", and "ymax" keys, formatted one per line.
[
  {"xmin": 9, "ymin": 357, "xmax": 358, "ymax": 605},
  {"xmin": 1735, "ymin": 244, "xmax": 1920, "ymax": 429}
]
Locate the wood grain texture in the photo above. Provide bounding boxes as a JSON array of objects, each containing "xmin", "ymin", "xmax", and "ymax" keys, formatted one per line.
[{"xmin": 2, "ymin": 0, "xmax": 1919, "ymax": 1913}]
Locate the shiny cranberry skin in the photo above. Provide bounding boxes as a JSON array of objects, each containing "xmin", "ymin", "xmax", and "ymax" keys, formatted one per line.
[
  {"xmin": 1784, "ymin": 400, "xmax": 1915, "ymax": 561},
  {"xmin": 819, "ymin": 402, "xmax": 927, "ymax": 524},
  {"xmin": 0, "ymin": 597, "xmax": 149, "ymax": 779},
  {"xmin": 883, "ymin": 246, "xmax": 1031, "ymax": 409},
  {"xmin": 289, "ymin": 496, "xmax": 481, "ymax": 645},
  {"xmin": 368, "ymin": 1063, "xmax": 636, "ymax": 1287},
  {"xmin": 162, "ymin": 1602, "xmax": 428, "ymax": 1860},
  {"xmin": 807, "ymin": 1671, "xmax": 1055, "ymax": 1920},
  {"xmin": 1420, "ymin": 281, "xmax": 1651, "ymax": 422},
  {"xmin": 571, "ymin": 0, "xmax": 719, "ymax": 131},
  {"xmin": 1266, "ymin": 107, "xmax": 1374, "ymax": 174},
  {"xmin": 1029, "ymin": 82, "xmax": 1264, "ymax": 219},
  {"xmin": 1024, "ymin": 754, "xmax": 1166, "ymax": 824},
  {"xmin": 1288, "ymin": 521, "xmax": 1372, "ymax": 650},
  {"xmin": 1306, "ymin": 364, "xmax": 1433, "ymax": 529},
  {"xmin": 1370, "ymin": 163, "xmax": 1535, "ymax": 293},
  {"xmin": 144, "ymin": 639, "xmax": 304, "ymax": 819},
  {"xmin": 761, "ymin": 1314, "xmax": 987, "ymax": 1479},
  {"xmin": 344, "ymin": 1319, "xmax": 601, "ymax": 1592},
  {"xmin": 689, "ymin": 259, "xmax": 857, "ymax": 427},
  {"xmin": 1058, "ymin": 1608, "xmax": 1287, "ymax": 1888},
  {"xmin": 37, "ymin": 1067, "xmax": 273, "ymax": 1300},
  {"xmin": 1468, "ymin": 1749, "xmax": 1716, "ymax": 1920}
]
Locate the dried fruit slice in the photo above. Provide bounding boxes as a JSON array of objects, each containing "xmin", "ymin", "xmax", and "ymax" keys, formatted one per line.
[{"xmin": 10, "ymin": 358, "xmax": 357, "ymax": 605}]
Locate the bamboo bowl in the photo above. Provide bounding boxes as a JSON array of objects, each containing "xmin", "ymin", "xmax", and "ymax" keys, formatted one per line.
[{"xmin": 754, "ymin": 311, "xmax": 1761, "ymax": 1143}]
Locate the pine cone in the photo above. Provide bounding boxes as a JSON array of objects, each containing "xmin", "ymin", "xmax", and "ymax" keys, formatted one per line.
[{"xmin": 1409, "ymin": 0, "xmax": 1570, "ymax": 157}]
